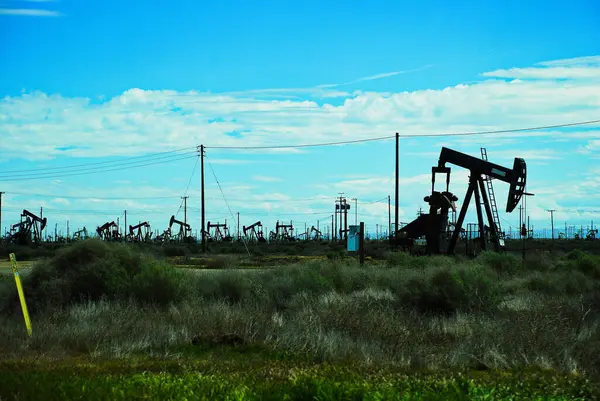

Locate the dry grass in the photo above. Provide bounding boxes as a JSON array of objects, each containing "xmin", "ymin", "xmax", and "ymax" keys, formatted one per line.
[{"xmin": 0, "ymin": 240, "xmax": 599, "ymax": 380}]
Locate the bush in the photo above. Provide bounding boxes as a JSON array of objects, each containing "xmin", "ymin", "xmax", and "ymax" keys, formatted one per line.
[
  {"xmin": 565, "ymin": 250, "xmax": 600, "ymax": 279},
  {"xmin": 392, "ymin": 264, "xmax": 500, "ymax": 315},
  {"xmin": 2, "ymin": 239, "xmax": 185, "ymax": 314},
  {"xmin": 162, "ymin": 245, "xmax": 190, "ymax": 257},
  {"xmin": 476, "ymin": 252, "xmax": 520, "ymax": 275},
  {"xmin": 130, "ymin": 259, "xmax": 185, "ymax": 305}
]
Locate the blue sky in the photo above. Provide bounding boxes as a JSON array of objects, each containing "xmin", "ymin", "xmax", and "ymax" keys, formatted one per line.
[{"xmin": 0, "ymin": 0, "xmax": 599, "ymax": 240}]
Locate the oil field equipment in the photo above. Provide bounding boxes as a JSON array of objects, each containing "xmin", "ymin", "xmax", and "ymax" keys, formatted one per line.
[
  {"xmin": 396, "ymin": 147, "xmax": 526, "ymax": 255},
  {"xmin": 8, "ymin": 209, "xmax": 47, "ymax": 245},
  {"xmin": 129, "ymin": 222, "xmax": 152, "ymax": 242},
  {"xmin": 168, "ymin": 215, "xmax": 192, "ymax": 242},
  {"xmin": 309, "ymin": 226, "xmax": 322, "ymax": 240},
  {"xmin": 207, "ymin": 221, "xmax": 233, "ymax": 242},
  {"xmin": 72, "ymin": 227, "xmax": 89, "ymax": 241},
  {"xmin": 243, "ymin": 221, "xmax": 266, "ymax": 242},
  {"xmin": 96, "ymin": 221, "xmax": 121, "ymax": 241},
  {"xmin": 269, "ymin": 220, "xmax": 295, "ymax": 242}
]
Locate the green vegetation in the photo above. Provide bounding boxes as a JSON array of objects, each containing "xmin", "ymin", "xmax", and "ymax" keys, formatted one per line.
[{"xmin": 1, "ymin": 239, "xmax": 599, "ymax": 399}]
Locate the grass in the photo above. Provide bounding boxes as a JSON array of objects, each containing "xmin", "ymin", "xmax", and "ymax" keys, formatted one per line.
[{"xmin": 1, "ymin": 239, "xmax": 600, "ymax": 399}]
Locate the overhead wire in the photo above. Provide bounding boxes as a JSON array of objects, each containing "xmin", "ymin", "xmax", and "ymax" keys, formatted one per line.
[
  {"xmin": 0, "ymin": 146, "xmax": 199, "ymax": 174},
  {"xmin": 205, "ymin": 153, "xmax": 251, "ymax": 256},
  {"xmin": 0, "ymin": 154, "xmax": 198, "ymax": 182},
  {"xmin": 205, "ymin": 119, "xmax": 600, "ymax": 149},
  {"xmin": 175, "ymin": 155, "xmax": 200, "ymax": 220}
]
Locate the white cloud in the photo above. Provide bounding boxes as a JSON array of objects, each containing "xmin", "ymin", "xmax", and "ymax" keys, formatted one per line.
[
  {"xmin": 537, "ymin": 56, "xmax": 600, "ymax": 67},
  {"xmin": 51, "ymin": 197, "xmax": 70, "ymax": 206},
  {"xmin": 1, "ymin": 56, "xmax": 600, "ymax": 161},
  {"xmin": 253, "ymin": 175, "xmax": 282, "ymax": 182},
  {"xmin": 482, "ymin": 67, "xmax": 600, "ymax": 80},
  {"xmin": 318, "ymin": 65, "xmax": 433, "ymax": 88},
  {"xmin": 483, "ymin": 55, "xmax": 600, "ymax": 80},
  {"xmin": 0, "ymin": 8, "xmax": 61, "ymax": 16}
]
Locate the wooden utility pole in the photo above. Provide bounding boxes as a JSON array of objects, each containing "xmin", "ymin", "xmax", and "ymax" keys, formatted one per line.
[
  {"xmin": 200, "ymin": 145, "xmax": 206, "ymax": 252},
  {"xmin": 0, "ymin": 191, "xmax": 4, "ymax": 239},
  {"xmin": 124, "ymin": 210, "xmax": 127, "ymax": 239},
  {"xmin": 182, "ymin": 196, "xmax": 189, "ymax": 226},
  {"xmin": 394, "ymin": 132, "xmax": 399, "ymax": 247},
  {"xmin": 388, "ymin": 195, "xmax": 391, "ymax": 244},
  {"xmin": 331, "ymin": 214, "xmax": 334, "ymax": 241}
]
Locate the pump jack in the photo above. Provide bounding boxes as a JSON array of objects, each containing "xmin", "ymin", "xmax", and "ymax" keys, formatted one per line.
[
  {"xmin": 243, "ymin": 221, "xmax": 266, "ymax": 242},
  {"xmin": 96, "ymin": 221, "xmax": 121, "ymax": 241},
  {"xmin": 8, "ymin": 209, "xmax": 47, "ymax": 245},
  {"xmin": 207, "ymin": 221, "xmax": 233, "ymax": 242},
  {"xmin": 128, "ymin": 222, "xmax": 152, "ymax": 242},
  {"xmin": 269, "ymin": 221, "xmax": 295, "ymax": 242},
  {"xmin": 166, "ymin": 215, "xmax": 192, "ymax": 242},
  {"xmin": 309, "ymin": 226, "xmax": 322, "ymax": 240},
  {"xmin": 396, "ymin": 147, "xmax": 526, "ymax": 255},
  {"xmin": 72, "ymin": 227, "xmax": 89, "ymax": 241}
]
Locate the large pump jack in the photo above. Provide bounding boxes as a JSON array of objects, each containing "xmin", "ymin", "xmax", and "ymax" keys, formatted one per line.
[
  {"xmin": 207, "ymin": 221, "xmax": 233, "ymax": 242},
  {"xmin": 129, "ymin": 222, "xmax": 152, "ymax": 242},
  {"xmin": 397, "ymin": 147, "xmax": 526, "ymax": 255},
  {"xmin": 96, "ymin": 221, "xmax": 121, "ymax": 241},
  {"xmin": 243, "ymin": 221, "xmax": 266, "ymax": 242},
  {"xmin": 269, "ymin": 221, "xmax": 295, "ymax": 242},
  {"xmin": 9, "ymin": 209, "xmax": 47, "ymax": 245}
]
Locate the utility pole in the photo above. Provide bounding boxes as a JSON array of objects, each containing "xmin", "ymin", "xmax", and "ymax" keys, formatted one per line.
[
  {"xmin": 182, "ymin": 196, "xmax": 189, "ymax": 226},
  {"xmin": 547, "ymin": 209, "xmax": 555, "ymax": 244},
  {"xmin": 388, "ymin": 195, "xmax": 391, "ymax": 244},
  {"xmin": 200, "ymin": 145, "xmax": 206, "ymax": 253},
  {"xmin": 394, "ymin": 132, "xmax": 399, "ymax": 248},
  {"xmin": 518, "ymin": 204, "xmax": 523, "ymax": 239},
  {"xmin": 124, "ymin": 210, "xmax": 127, "ymax": 239},
  {"xmin": 344, "ymin": 198, "xmax": 348, "ymax": 241},
  {"xmin": 331, "ymin": 214, "xmax": 334, "ymax": 241},
  {"xmin": 0, "ymin": 191, "xmax": 4, "ymax": 239}
]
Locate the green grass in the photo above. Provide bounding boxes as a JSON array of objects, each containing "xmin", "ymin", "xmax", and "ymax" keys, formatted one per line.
[
  {"xmin": 0, "ymin": 358, "xmax": 597, "ymax": 400},
  {"xmin": 1, "ymin": 240, "xmax": 600, "ymax": 399}
]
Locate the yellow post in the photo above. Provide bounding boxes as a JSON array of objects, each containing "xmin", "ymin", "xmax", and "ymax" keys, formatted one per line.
[{"xmin": 8, "ymin": 253, "xmax": 32, "ymax": 337}]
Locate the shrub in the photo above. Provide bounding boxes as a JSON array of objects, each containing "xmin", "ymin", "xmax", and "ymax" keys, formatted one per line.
[
  {"xmin": 130, "ymin": 259, "xmax": 185, "ymax": 305},
  {"xmin": 392, "ymin": 264, "xmax": 500, "ymax": 315},
  {"xmin": 476, "ymin": 252, "xmax": 520, "ymax": 275},
  {"xmin": 2, "ymin": 239, "xmax": 185, "ymax": 314},
  {"xmin": 565, "ymin": 250, "xmax": 600, "ymax": 279},
  {"xmin": 162, "ymin": 245, "xmax": 190, "ymax": 257}
]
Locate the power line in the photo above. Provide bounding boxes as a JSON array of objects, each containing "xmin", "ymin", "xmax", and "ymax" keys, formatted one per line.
[
  {"xmin": 0, "ymin": 150, "xmax": 198, "ymax": 179},
  {"xmin": 0, "ymin": 154, "xmax": 198, "ymax": 182},
  {"xmin": 205, "ymin": 154, "xmax": 251, "ymax": 255},
  {"xmin": 0, "ymin": 146, "xmax": 198, "ymax": 174},
  {"xmin": 4, "ymin": 192, "xmax": 181, "ymax": 200},
  {"xmin": 205, "ymin": 119, "xmax": 600, "ymax": 149},
  {"xmin": 175, "ymin": 156, "xmax": 200, "ymax": 220}
]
